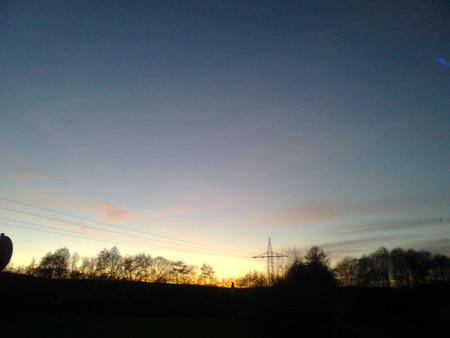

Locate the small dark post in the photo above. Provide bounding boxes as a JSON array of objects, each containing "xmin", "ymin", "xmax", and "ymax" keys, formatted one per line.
[{"xmin": 230, "ymin": 282, "xmax": 235, "ymax": 323}]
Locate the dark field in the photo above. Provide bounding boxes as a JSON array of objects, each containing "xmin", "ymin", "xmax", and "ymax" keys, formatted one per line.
[{"xmin": 1, "ymin": 273, "xmax": 449, "ymax": 337}]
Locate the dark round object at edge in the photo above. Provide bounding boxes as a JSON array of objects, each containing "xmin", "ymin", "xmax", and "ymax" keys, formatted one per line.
[{"xmin": 0, "ymin": 233, "xmax": 13, "ymax": 271}]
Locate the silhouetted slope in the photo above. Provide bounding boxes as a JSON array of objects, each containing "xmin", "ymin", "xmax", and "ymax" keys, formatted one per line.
[{"xmin": 0, "ymin": 272, "xmax": 449, "ymax": 337}]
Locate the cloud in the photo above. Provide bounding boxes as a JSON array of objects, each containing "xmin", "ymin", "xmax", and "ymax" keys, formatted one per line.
[
  {"xmin": 250, "ymin": 190, "xmax": 449, "ymax": 227},
  {"xmin": 251, "ymin": 204, "xmax": 347, "ymax": 226},
  {"xmin": 60, "ymin": 198, "xmax": 137, "ymax": 224},
  {"xmin": 408, "ymin": 238, "xmax": 450, "ymax": 256},
  {"xmin": 321, "ymin": 237, "xmax": 450, "ymax": 263},
  {"xmin": 7, "ymin": 173, "xmax": 52, "ymax": 180},
  {"xmin": 91, "ymin": 201, "xmax": 135, "ymax": 223},
  {"xmin": 330, "ymin": 217, "xmax": 448, "ymax": 237},
  {"xmin": 320, "ymin": 235, "xmax": 394, "ymax": 253},
  {"xmin": 15, "ymin": 190, "xmax": 137, "ymax": 224}
]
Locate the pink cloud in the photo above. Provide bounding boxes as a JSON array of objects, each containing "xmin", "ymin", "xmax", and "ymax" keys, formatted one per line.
[
  {"xmin": 91, "ymin": 201, "xmax": 136, "ymax": 223},
  {"xmin": 17, "ymin": 191, "xmax": 137, "ymax": 224},
  {"xmin": 61, "ymin": 199, "xmax": 137, "ymax": 224}
]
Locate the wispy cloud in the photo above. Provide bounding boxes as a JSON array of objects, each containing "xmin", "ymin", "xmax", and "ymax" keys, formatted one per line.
[
  {"xmin": 322, "ymin": 237, "xmax": 450, "ymax": 263},
  {"xmin": 7, "ymin": 173, "xmax": 52, "ymax": 180},
  {"xmin": 63, "ymin": 198, "xmax": 137, "ymax": 224},
  {"xmin": 15, "ymin": 190, "xmax": 137, "ymax": 224},
  {"xmin": 89, "ymin": 201, "xmax": 135, "ymax": 223},
  {"xmin": 250, "ymin": 191, "xmax": 448, "ymax": 227},
  {"xmin": 320, "ymin": 235, "xmax": 395, "ymax": 255},
  {"xmin": 329, "ymin": 218, "xmax": 448, "ymax": 237},
  {"xmin": 408, "ymin": 238, "xmax": 450, "ymax": 256},
  {"xmin": 250, "ymin": 204, "xmax": 347, "ymax": 226}
]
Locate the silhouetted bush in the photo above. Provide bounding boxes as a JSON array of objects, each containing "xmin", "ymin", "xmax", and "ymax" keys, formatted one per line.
[
  {"xmin": 285, "ymin": 260, "xmax": 337, "ymax": 296},
  {"xmin": 280, "ymin": 246, "xmax": 337, "ymax": 297}
]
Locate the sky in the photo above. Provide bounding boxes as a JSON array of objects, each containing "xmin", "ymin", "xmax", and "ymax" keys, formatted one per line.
[{"xmin": 1, "ymin": 0, "xmax": 449, "ymax": 279}]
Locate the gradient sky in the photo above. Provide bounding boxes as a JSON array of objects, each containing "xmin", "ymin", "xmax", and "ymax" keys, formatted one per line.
[{"xmin": 1, "ymin": 0, "xmax": 449, "ymax": 278}]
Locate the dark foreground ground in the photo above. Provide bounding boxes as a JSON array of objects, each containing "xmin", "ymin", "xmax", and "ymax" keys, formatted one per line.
[{"xmin": 0, "ymin": 273, "xmax": 448, "ymax": 337}]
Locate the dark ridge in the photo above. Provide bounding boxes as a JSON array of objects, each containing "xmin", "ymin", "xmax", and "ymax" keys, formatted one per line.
[{"xmin": 0, "ymin": 272, "xmax": 449, "ymax": 337}]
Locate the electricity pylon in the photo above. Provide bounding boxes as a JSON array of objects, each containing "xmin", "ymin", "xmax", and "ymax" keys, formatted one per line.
[{"xmin": 253, "ymin": 238, "xmax": 287, "ymax": 285}]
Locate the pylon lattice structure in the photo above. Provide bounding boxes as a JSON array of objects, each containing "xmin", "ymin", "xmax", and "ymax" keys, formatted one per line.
[{"xmin": 253, "ymin": 238, "xmax": 287, "ymax": 285}]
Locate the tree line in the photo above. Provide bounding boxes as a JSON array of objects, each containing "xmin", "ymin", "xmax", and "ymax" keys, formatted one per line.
[
  {"xmin": 234, "ymin": 246, "xmax": 450, "ymax": 289},
  {"xmin": 7, "ymin": 245, "xmax": 450, "ymax": 289},
  {"xmin": 18, "ymin": 246, "xmax": 217, "ymax": 286},
  {"xmin": 334, "ymin": 247, "xmax": 450, "ymax": 287}
]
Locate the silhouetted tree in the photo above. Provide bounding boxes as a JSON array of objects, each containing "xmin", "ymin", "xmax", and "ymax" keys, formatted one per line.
[
  {"xmin": 356, "ymin": 255, "xmax": 377, "ymax": 287},
  {"xmin": 236, "ymin": 271, "xmax": 268, "ymax": 287},
  {"xmin": 171, "ymin": 260, "xmax": 189, "ymax": 284},
  {"xmin": 430, "ymin": 254, "xmax": 450, "ymax": 282},
  {"xmin": 69, "ymin": 252, "xmax": 80, "ymax": 271},
  {"xmin": 284, "ymin": 247, "xmax": 337, "ymax": 295},
  {"xmin": 335, "ymin": 247, "xmax": 450, "ymax": 288},
  {"xmin": 305, "ymin": 246, "xmax": 330, "ymax": 267},
  {"xmin": 200, "ymin": 264, "xmax": 216, "ymax": 285},
  {"xmin": 121, "ymin": 256, "xmax": 137, "ymax": 281},
  {"xmin": 371, "ymin": 247, "xmax": 391, "ymax": 287},
  {"xmin": 334, "ymin": 257, "xmax": 359, "ymax": 286},
  {"xmin": 97, "ymin": 246, "xmax": 122, "ymax": 280},
  {"xmin": 120, "ymin": 254, "xmax": 151, "ymax": 281},
  {"xmin": 68, "ymin": 252, "xmax": 81, "ymax": 278},
  {"xmin": 406, "ymin": 249, "xmax": 431, "ymax": 286},
  {"xmin": 151, "ymin": 256, "xmax": 171, "ymax": 283},
  {"xmin": 135, "ymin": 253, "xmax": 152, "ymax": 281},
  {"xmin": 390, "ymin": 248, "xmax": 409, "ymax": 287},
  {"xmin": 183, "ymin": 265, "xmax": 198, "ymax": 284},
  {"xmin": 26, "ymin": 257, "xmax": 37, "ymax": 277},
  {"xmin": 80, "ymin": 257, "xmax": 98, "ymax": 279},
  {"xmin": 38, "ymin": 248, "xmax": 70, "ymax": 278}
]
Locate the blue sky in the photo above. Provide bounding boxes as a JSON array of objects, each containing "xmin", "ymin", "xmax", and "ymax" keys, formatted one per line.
[{"xmin": 1, "ymin": 0, "xmax": 449, "ymax": 278}]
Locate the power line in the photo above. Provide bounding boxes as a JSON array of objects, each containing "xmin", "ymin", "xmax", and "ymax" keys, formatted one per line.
[
  {"xmin": 0, "ymin": 218, "xmax": 249, "ymax": 258},
  {"xmin": 0, "ymin": 197, "xmax": 252, "ymax": 255},
  {"xmin": 0, "ymin": 206, "xmax": 251, "ymax": 257},
  {"xmin": 0, "ymin": 159, "xmax": 265, "ymax": 240},
  {"xmin": 0, "ymin": 207, "xmax": 247, "ymax": 256},
  {"xmin": 0, "ymin": 221, "xmax": 151, "ymax": 250},
  {"xmin": 0, "ymin": 217, "xmax": 160, "ymax": 249}
]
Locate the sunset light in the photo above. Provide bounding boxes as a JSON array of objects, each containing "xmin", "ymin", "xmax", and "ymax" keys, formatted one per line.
[{"xmin": 1, "ymin": 1, "xmax": 449, "ymax": 335}]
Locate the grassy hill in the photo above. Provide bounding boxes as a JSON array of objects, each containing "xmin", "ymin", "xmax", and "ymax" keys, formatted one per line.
[{"xmin": 0, "ymin": 272, "xmax": 448, "ymax": 337}]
